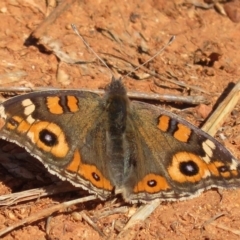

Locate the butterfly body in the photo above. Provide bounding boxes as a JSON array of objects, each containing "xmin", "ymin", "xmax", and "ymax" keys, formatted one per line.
[{"xmin": 0, "ymin": 78, "xmax": 240, "ymax": 203}]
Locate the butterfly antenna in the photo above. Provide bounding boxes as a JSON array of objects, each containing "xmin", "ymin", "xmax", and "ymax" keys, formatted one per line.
[
  {"xmin": 71, "ymin": 24, "xmax": 115, "ymax": 78},
  {"xmin": 123, "ymin": 35, "xmax": 175, "ymax": 79}
]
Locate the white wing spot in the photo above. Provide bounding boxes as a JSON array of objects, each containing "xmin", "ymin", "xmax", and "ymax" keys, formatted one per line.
[
  {"xmin": 202, "ymin": 155, "xmax": 211, "ymax": 164},
  {"xmin": 202, "ymin": 140, "xmax": 214, "ymax": 158},
  {"xmin": 230, "ymin": 158, "xmax": 239, "ymax": 170},
  {"xmin": 26, "ymin": 115, "xmax": 35, "ymax": 124},
  {"xmin": 24, "ymin": 104, "xmax": 35, "ymax": 116},
  {"xmin": 22, "ymin": 99, "xmax": 33, "ymax": 107},
  {"xmin": 26, "ymin": 131, "xmax": 34, "ymax": 143},
  {"xmin": 205, "ymin": 139, "xmax": 216, "ymax": 149},
  {"xmin": 0, "ymin": 105, "xmax": 7, "ymax": 119},
  {"xmin": 22, "ymin": 99, "xmax": 36, "ymax": 122}
]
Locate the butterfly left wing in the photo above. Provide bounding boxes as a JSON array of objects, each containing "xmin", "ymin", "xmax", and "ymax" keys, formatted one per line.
[{"xmin": 0, "ymin": 90, "xmax": 116, "ymax": 199}]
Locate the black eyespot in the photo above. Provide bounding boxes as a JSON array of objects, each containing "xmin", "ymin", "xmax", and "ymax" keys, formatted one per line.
[
  {"xmin": 147, "ymin": 179, "xmax": 157, "ymax": 187},
  {"xmin": 39, "ymin": 129, "xmax": 58, "ymax": 146},
  {"xmin": 92, "ymin": 172, "xmax": 100, "ymax": 181},
  {"xmin": 179, "ymin": 160, "xmax": 199, "ymax": 176},
  {"xmin": 218, "ymin": 166, "xmax": 229, "ymax": 173}
]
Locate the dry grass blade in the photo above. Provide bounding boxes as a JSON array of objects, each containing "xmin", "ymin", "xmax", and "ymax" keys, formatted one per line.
[
  {"xmin": 202, "ymin": 212, "xmax": 226, "ymax": 229},
  {"xmin": 0, "ymin": 195, "xmax": 97, "ymax": 237},
  {"xmin": 0, "ymin": 183, "xmax": 76, "ymax": 206},
  {"xmin": 95, "ymin": 206, "xmax": 129, "ymax": 219},
  {"xmin": 129, "ymin": 91, "xmax": 208, "ymax": 104},
  {"xmin": 31, "ymin": 0, "xmax": 77, "ymax": 40},
  {"xmin": 205, "ymin": 221, "xmax": 240, "ymax": 236},
  {"xmin": 116, "ymin": 199, "xmax": 161, "ymax": 239},
  {"xmin": 202, "ymin": 80, "xmax": 240, "ymax": 136},
  {"xmin": 81, "ymin": 211, "xmax": 106, "ymax": 238},
  {"xmin": 200, "ymin": 213, "xmax": 240, "ymax": 236},
  {"xmin": 0, "ymin": 86, "xmax": 207, "ymax": 105}
]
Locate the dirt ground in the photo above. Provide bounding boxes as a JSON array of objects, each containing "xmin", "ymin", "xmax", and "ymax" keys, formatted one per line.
[{"xmin": 0, "ymin": 0, "xmax": 240, "ymax": 239}]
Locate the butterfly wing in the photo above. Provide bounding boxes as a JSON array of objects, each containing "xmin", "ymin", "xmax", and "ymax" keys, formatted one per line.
[
  {"xmin": 0, "ymin": 90, "xmax": 114, "ymax": 199},
  {"xmin": 120, "ymin": 101, "xmax": 240, "ymax": 202}
]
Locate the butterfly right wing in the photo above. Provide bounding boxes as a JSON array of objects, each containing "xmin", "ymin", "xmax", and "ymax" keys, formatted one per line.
[{"xmin": 120, "ymin": 100, "xmax": 240, "ymax": 203}]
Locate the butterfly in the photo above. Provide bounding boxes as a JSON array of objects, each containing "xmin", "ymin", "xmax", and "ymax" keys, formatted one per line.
[{"xmin": 0, "ymin": 76, "xmax": 239, "ymax": 203}]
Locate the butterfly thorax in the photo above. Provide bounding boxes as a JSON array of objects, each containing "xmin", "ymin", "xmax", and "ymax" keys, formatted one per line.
[{"xmin": 105, "ymin": 78, "xmax": 129, "ymax": 135}]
